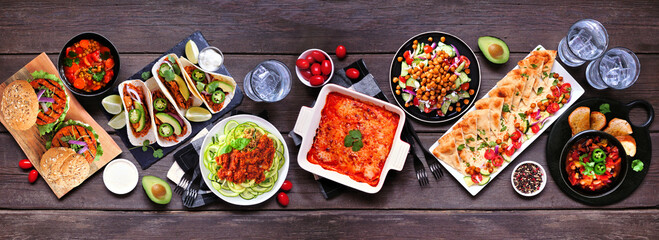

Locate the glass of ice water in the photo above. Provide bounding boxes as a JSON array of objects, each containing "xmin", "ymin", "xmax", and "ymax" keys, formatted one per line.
[
  {"xmin": 243, "ymin": 60, "xmax": 292, "ymax": 102},
  {"xmin": 558, "ymin": 19, "xmax": 609, "ymax": 67},
  {"xmin": 586, "ymin": 47, "xmax": 640, "ymax": 90}
]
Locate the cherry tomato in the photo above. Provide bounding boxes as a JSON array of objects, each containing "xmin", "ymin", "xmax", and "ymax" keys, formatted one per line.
[
  {"xmin": 336, "ymin": 45, "xmax": 347, "ymax": 59},
  {"xmin": 531, "ymin": 124, "xmax": 540, "ymax": 134},
  {"xmin": 305, "ymin": 55, "xmax": 315, "ymax": 64},
  {"xmin": 560, "ymin": 83, "xmax": 572, "ymax": 94},
  {"xmin": 300, "ymin": 69, "xmax": 312, "ymax": 80},
  {"xmin": 510, "ymin": 131, "xmax": 521, "ymax": 141},
  {"xmin": 28, "ymin": 169, "xmax": 38, "ymax": 183},
  {"xmin": 321, "ymin": 60, "xmax": 332, "ymax": 75},
  {"xmin": 459, "ymin": 55, "xmax": 471, "ymax": 68},
  {"xmin": 277, "ymin": 192, "xmax": 289, "ymax": 206},
  {"xmin": 513, "ymin": 141, "xmax": 522, "ymax": 149},
  {"xmin": 423, "ymin": 107, "xmax": 431, "ymax": 113},
  {"xmin": 19, "ymin": 159, "xmax": 32, "ymax": 169},
  {"xmin": 423, "ymin": 45, "xmax": 433, "ymax": 54},
  {"xmin": 91, "ymin": 50, "xmax": 102, "ymax": 62},
  {"xmin": 413, "ymin": 97, "xmax": 419, "ymax": 106},
  {"xmin": 346, "ymin": 68, "xmax": 360, "ymax": 80},
  {"xmin": 484, "ymin": 149, "xmax": 496, "ymax": 160},
  {"xmin": 65, "ymin": 73, "xmax": 75, "ymax": 82},
  {"xmin": 403, "ymin": 50, "xmax": 411, "ymax": 60},
  {"xmin": 399, "ymin": 75, "xmax": 407, "ymax": 83},
  {"xmin": 281, "ymin": 180, "xmax": 292, "ymax": 191},
  {"xmin": 505, "ymin": 146, "xmax": 515, "ymax": 157},
  {"xmin": 460, "ymin": 82, "xmax": 470, "ymax": 91},
  {"xmin": 471, "ymin": 173, "xmax": 483, "ymax": 184},
  {"xmin": 552, "ymin": 88, "xmax": 561, "ymax": 98},
  {"xmin": 309, "ymin": 75, "xmax": 325, "ymax": 86},
  {"xmin": 405, "ymin": 57, "xmax": 413, "ymax": 65},
  {"xmin": 310, "ymin": 63, "xmax": 321, "ymax": 76},
  {"xmin": 547, "ymin": 102, "xmax": 560, "ymax": 114},
  {"xmin": 296, "ymin": 59, "xmax": 310, "ymax": 70},
  {"xmin": 310, "ymin": 51, "xmax": 326, "ymax": 62},
  {"xmin": 492, "ymin": 156, "xmax": 504, "ymax": 167}
]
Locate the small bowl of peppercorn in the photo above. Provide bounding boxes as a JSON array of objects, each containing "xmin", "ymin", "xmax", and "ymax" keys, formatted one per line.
[{"xmin": 511, "ymin": 161, "xmax": 547, "ymax": 197}]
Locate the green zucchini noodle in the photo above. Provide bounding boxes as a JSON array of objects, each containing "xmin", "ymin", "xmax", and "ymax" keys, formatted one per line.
[{"xmin": 203, "ymin": 120, "xmax": 285, "ymax": 200}]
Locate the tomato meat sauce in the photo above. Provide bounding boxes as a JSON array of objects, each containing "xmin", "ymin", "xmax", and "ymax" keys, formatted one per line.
[
  {"xmin": 63, "ymin": 39, "xmax": 115, "ymax": 92},
  {"xmin": 565, "ymin": 136, "xmax": 622, "ymax": 192},
  {"xmin": 215, "ymin": 134, "xmax": 275, "ymax": 184}
]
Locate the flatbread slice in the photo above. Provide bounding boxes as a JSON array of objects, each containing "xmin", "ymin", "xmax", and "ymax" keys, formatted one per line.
[
  {"xmin": 531, "ymin": 50, "xmax": 557, "ymax": 77},
  {"xmin": 472, "ymin": 109, "xmax": 493, "ymax": 141},
  {"xmin": 433, "ymin": 132, "xmax": 463, "ymax": 174},
  {"xmin": 518, "ymin": 55, "xmax": 545, "ymax": 76},
  {"xmin": 488, "ymin": 85, "xmax": 516, "ymax": 110},
  {"xmin": 497, "ymin": 76, "xmax": 525, "ymax": 109},
  {"xmin": 475, "ymin": 97, "xmax": 504, "ymax": 114},
  {"xmin": 452, "ymin": 128, "xmax": 476, "ymax": 167},
  {"xmin": 454, "ymin": 113, "xmax": 479, "ymax": 148}
]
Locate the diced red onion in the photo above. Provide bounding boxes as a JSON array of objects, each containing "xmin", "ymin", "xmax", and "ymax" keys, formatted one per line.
[
  {"xmin": 507, "ymin": 144, "xmax": 515, "ymax": 151},
  {"xmin": 126, "ymin": 87, "xmax": 142, "ymax": 104},
  {"xmin": 77, "ymin": 146, "xmax": 88, "ymax": 155},
  {"xmin": 201, "ymin": 91, "xmax": 211, "ymax": 96},
  {"xmin": 494, "ymin": 145, "xmax": 499, "ymax": 153},
  {"xmin": 68, "ymin": 140, "xmax": 88, "ymax": 146},
  {"xmin": 36, "ymin": 89, "xmax": 45, "ymax": 99},
  {"xmin": 431, "ymin": 42, "xmax": 437, "ymax": 49},
  {"xmin": 451, "ymin": 44, "xmax": 460, "ymax": 57},
  {"xmin": 455, "ymin": 72, "xmax": 461, "ymax": 76},
  {"xmin": 402, "ymin": 89, "xmax": 416, "ymax": 95},
  {"xmin": 418, "ymin": 55, "xmax": 427, "ymax": 60},
  {"xmin": 39, "ymin": 97, "xmax": 54, "ymax": 103}
]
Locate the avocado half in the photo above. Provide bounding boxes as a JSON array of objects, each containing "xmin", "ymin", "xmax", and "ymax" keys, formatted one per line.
[
  {"xmin": 478, "ymin": 36, "xmax": 510, "ymax": 64},
  {"xmin": 142, "ymin": 176, "xmax": 172, "ymax": 204}
]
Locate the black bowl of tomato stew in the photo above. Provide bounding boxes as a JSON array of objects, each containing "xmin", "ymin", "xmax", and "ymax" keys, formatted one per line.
[
  {"xmin": 57, "ymin": 32, "xmax": 120, "ymax": 97},
  {"xmin": 559, "ymin": 130, "xmax": 628, "ymax": 198}
]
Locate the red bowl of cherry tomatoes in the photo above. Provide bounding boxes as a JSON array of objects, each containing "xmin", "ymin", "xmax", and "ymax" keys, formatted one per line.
[{"xmin": 295, "ymin": 49, "xmax": 334, "ymax": 87}]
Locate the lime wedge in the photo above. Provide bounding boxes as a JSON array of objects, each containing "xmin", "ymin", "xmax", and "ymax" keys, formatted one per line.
[
  {"xmin": 102, "ymin": 94, "xmax": 123, "ymax": 115},
  {"xmin": 185, "ymin": 40, "xmax": 200, "ymax": 64},
  {"xmin": 185, "ymin": 106, "xmax": 212, "ymax": 122},
  {"xmin": 108, "ymin": 110, "xmax": 126, "ymax": 129}
]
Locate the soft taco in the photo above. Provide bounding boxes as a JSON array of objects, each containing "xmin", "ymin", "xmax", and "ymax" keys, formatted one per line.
[
  {"xmin": 118, "ymin": 80, "xmax": 156, "ymax": 146},
  {"xmin": 151, "ymin": 54, "xmax": 202, "ymax": 115},
  {"xmin": 179, "ymin": 57, "xmax": 236, "ymax": 114},
  {"xmin": 28, "ymin": 71, "xmax": 70, "ymax": 135},
  {"xmin": 149, "ymin": 89, "xmax": 192, "ymax": 147},
  {"xmin": 46, "ymin": 120, "xmax": 103, "ymax": 164}
]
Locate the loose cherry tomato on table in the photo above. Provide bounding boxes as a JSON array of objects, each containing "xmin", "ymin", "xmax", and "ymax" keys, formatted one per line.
[
  {"xmin": 309, "ymin": 75, "xmax": 325, "ymax": 86},
  {"xmin": 460, "ymin": 82, "xmax": 470, "ymax": 91},
  {"xmin": 346, "ymin": 68, "xmax": 360, "ymax": 80},
  {"xmin": 336, "ymin": 45, "xmax": 346, "ymax": 59},
  {"xmin": 321, "ymin": 60, "xmax": 332, "ymax": 75},
  {"xmin": 281, "ymin": 180, "xmax": 292, "ymax": 191},
  {"xmin": 547, "ymin": 102, "xmax": 560, "ymax": 114},
  {"xmin": 28, "ymin": 169, "xmax": 38, "ymax": 183},
  {"xmin": 310, "ymin": 63, "xmax": 321, "ymax": 76},
  {"xmin": 310, "ymin": 51, "xmax": 326, "ymax": 62},
  {"xmin": 277, "ymin": 192, "xmax": 289, "ymax": 206},
  {"xmin": 19, "ymin": 159, "xmax": 32, "ymax": 169},
  {"xmin": 296, "ymin": 59, "xmax": 310, "ymax": 70},
  {"xmin": 531, "ymin": 124, "xmax": 540, "ymax": 134}
]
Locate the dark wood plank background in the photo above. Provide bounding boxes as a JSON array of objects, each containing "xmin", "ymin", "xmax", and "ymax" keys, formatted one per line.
[{"xmin": 0, "ymin": 0, "xmax": 657, "ymax": 238}]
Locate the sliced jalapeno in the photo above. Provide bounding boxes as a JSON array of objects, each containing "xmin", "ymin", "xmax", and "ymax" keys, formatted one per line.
[
  {"xmin": 593, "ymin": 162, "xmax": 607, "ymax": 175},
  {"xmin": 158, "ymin": 123, "xmax": 174, "ymax": 137},
  {"xmin": 212, "ymin": 90, "xmax": 225, "ymax": 104},
  {"xmin": 153, "ymin": 97, "xmax": 168, "ymax": 112},
  {"xmin": 592, "ymin": 148, "xmax": 607, "ymax": 162},
  {"xmin": 129, "ymin": 108, "xmax": 142, "ymax": 124},
  {"xmin": 191, "ymin": 69, "xmax": 206, "ymax": 82}
]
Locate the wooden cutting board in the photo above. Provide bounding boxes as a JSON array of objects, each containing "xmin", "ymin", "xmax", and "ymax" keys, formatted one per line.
[{"xmin": 0, "ymin": 53, "xmax": 121, "ymax": 198}]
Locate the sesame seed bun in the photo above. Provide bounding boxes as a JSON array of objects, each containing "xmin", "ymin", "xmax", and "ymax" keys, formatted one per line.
[
  {"xmin": 1, "ymin": 80, "xmax": 39, "ymax": 130},
  {"xmin": 40, "ymin": 147, "xmax": 90, "ymax": 190}
]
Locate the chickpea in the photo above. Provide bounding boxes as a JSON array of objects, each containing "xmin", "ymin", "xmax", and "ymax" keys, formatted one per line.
[
  {"xmin": 465, "ymin": 69, "xmax": 470, "ymax": 74},
  {"xmin": 441, "ymin": 88, "xmax": 447, "ymax": 94},
  {"xmin": 498, "ymin": 147, "xmax": 504, "ymax": 153},
  {"xmin": 564, "ymin": 93, "xmax": 570, "ymax": 99},
  {"xmin": 413, "ymin": 40, "xmax": 418, "ymax": 45},
  {"xmin": 553, "ymin": 73, "xmax": 559, "ymax": 78},
  {"xmin": 539, "ymin": 105, "xmax": 546, "ymax": 111},
  {"xmin": 397, "ymin": 57, "xmax": 403, "ymax": 62},
  {"xmin": 456, "ymin": 107, "xmax": 462, "ymax": 112},
  {"xmin": 546, "ymin": 94, "xmax": 553, "ymax": 100},
  {"xmin": 456, "ymin": 102, "xmax": 461, "ymax": 107},
  {"xmin": 558, "ymin": 76, "xmax": 564, "ymax": 81},
  {"xmin": 396, "ymin": 85, "xmax": 401, "ymax": 90},
  {"xmin": 444, "ymin": 65, "xmax": 449, "ymax": 71},
  {"xmin": 412, "ymin": 44, "xmax": 417, "ymax": 49},
  {"xmin": 405, "ymin": 102, "xmax": 410, "ymax": 107},
  {"xmin": 395, "ymin": 90, "xmax": 401, "ymax": 95},
  {"xmin": 463, "ymin": 99, "xmax": 469, "ymax": 104},
  {"xmin": 561, "ymin": 98, "xmax": 568, "ymax": 104},
  {"xmin": 440, "ymin": 36, "xmax": 446, "ymax": 42},
  {"xmin": 550, "ymin": 85, "xmax": 558, "ymax": 91},
  {"xmin": 504, "ymin": 134, "xmax": 510, "ymax": 141},
  {"xmin": 449, "ymin": 75, "xmax": 457, "ymax": 81},
  {"xmin": 469, "ymin": 89, "xmax": 475, "ymax": 95},
  {"xmin": 428, "ymin": 37, "xmax": 433, "ymax": 42},
  {"xmin": 515, "ymin": 122, "xmax": 521, "ymax": 129},
  {"xmin": 419, "ymin": 62, "xmax": 425, "ymax": 68},
  {"xmin": 531, "ymin": 103, "xmax": 536, "ymax": 108},
  {"xmin": 449, "ymin": 106, "xmax": 454, "ymax": 111},
  {"xmin": 393, "ymin": 77, "xmax": 398, "ymax": 83}
]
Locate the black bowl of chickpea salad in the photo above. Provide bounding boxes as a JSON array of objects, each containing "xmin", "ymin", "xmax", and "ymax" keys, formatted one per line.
[
  {"xmin": 389, "ymin": 31, "xmax": 480, "ymax": 123},
  {"xmin": 57, "ymin": 32, "xmax": 120, "ymax": 98}
]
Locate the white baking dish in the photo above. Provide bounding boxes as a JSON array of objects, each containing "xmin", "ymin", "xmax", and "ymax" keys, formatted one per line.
[{"xmin": 293, "ymin": 84, "xmax": 410, "ymax": 194}]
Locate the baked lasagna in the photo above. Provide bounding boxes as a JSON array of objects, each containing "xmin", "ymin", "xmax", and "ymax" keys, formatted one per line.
[{"xmin": 307, "ymin": 92, "xmax": 400, "ymax": 186}]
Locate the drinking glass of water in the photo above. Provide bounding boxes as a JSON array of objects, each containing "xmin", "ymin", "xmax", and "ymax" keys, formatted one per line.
[
  {"xmin": 558, "ymin": 19, "xmax": 609, "ymax": 67},
  {"xmin": 243, "ymin": 60, "xmax": 292, "ymax": 102},
  {"xmin": 586, "ymin": 47, "xmax": 640, "ymax": 90}
]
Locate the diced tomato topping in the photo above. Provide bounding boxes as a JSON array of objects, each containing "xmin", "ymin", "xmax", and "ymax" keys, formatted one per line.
[
  {"xmin": 104, "ymin": 58, "xmax": 115, "ymax": 69},
  {"xmin": 492, "ymin": 156, "xmax": 504, "ymax": 167},
  {"xmin": 424, "ymin": 107, "xmax": 431, "ymax": 113},
  {"xmin": 531, "ymin": 124, "xmax": 540, "ymax": 134},
  {"xmin": 404, "ymin": 50, "xmax": 411, "ymax": 60},
  {"xmin": 399, "ymin": 76, "xmax": 407, "ymax": 84},
  {"xmin": 484, "ymin": 149, "xmax": 497, "ymax": 160},
  {"xmin": 513, "ymin": 141, "xmax": 522, "ymax": 149},
  {"xmin": 460, "ymin": 82, "xmax": 470, "ymax": 91}
]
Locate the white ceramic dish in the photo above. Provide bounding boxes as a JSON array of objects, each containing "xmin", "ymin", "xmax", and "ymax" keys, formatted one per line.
[
  {"xmin": 144, "ymin": 77, "xmax": 193, "ymax": 147},
  {"xmin": 429, "ymin": 45, "xmax": 585, "ymax": 196},
  {"xmin": 103, "ymin": 158, "xmax": 139, "ymax": 195},
  {"xmin": 295, "ymin": 48, "xmax": 333, "ymax": 87},
  {"xmin": 293, "ymin": 84, "xmax": 410, "ymax": 194},
  {"xmin": 511, "ymin": 161, "xmax": 547, "ymax": 197},
  {"xmin": 117, "ymin": 80, "xmax": 157, "ymax": 146},
  {"xmin": 199, "ymin": 114, "xmax": 290, "ymax": 206}
]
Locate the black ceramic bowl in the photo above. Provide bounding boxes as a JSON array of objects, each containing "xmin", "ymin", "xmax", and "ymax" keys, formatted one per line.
[
  {"xmin": 57, "ymin": 32, "xmax": 120, "ymax": 98},
  {"xmin": 559, "ymin": 130, "xmax": 628, "ymax": 198}
]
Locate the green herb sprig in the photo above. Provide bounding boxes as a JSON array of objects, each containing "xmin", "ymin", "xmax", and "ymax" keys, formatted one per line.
[{"xmin": 344, "ymin": 129, "xmax": 364, "ymax": 152}]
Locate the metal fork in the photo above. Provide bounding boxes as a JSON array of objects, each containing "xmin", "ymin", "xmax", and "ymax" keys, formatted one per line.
[
  {"xmin": 409, "ymin": 141, "xmax": 429, "ymax": 186},
  {"xmin": 183, "ymin": 175, "xmax": 200, "ymax": 206},
  {"xmin": 174, "ymin": 167, "xmax": 195, "ymax": 195},
  {"xmin": 406, "ymin": 120, "xmax": 444, "ymax": 179}
]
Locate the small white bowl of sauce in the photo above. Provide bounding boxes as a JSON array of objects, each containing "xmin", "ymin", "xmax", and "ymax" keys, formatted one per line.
[
  {"xmin": 198, "ymin": 46, "xmax": 224, "ymax": 72},
  {"xmin": 103, "ymin": 158, "xmax": 139, "ymax": 195}
]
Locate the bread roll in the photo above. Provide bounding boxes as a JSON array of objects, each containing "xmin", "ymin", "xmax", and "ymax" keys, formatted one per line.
[
  {"xmin": 568, "ymin": 107, "xmax": 590, "ymax": 136},
  {"xmin": 1, "ymin": 80, "xmax": 39, "ymax": 130}
]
